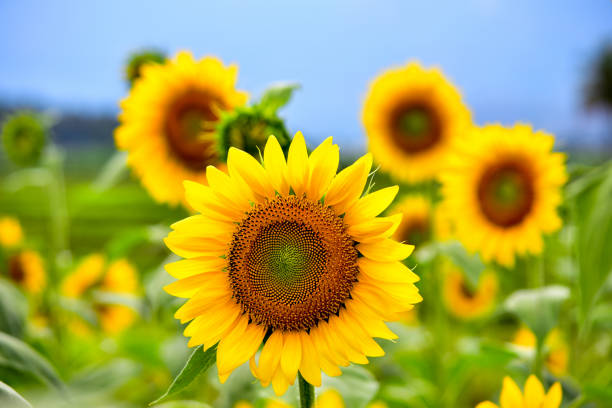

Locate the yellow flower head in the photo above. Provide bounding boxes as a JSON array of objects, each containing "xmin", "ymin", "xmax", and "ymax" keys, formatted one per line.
[
  {"xmin": 389, "ymin": 195, "xmax": 431, "ymax": 248},
  {"xmin": 62, "ymin": 255, "xmax": 139, "ymax": 334},
  {"xmin": 0, "ymin": 216, "xmax": 24, "ymax": 248},
  {"xmin": 6, "ymin": 250, "xmax": 46, "ymax": 294},
  {"xmin": 362, "ymin": 62, "xmax": 471, "ymax": 182},
  {"xmin": 164, "ymin": 133, "xmax": 422, "ymax": 395},
  {"xmin": 442, "ymin": 262, "xmax": 497, "ymax": 320},
  {"xmin": 476, "ymin": 375, "xmax": 562, "ymax": 408},
  {"xmin": 512, "ymin": 327, "xmax": 568, "ymax": 376},
  {"xmin": 61, "ymin": 253, "xmax": 106, "ymax": 298},
  {"xmin": 317, "ymin": 389, "xmax": 345, "ymax": 408},
  {"xmin": 115, "ymin": 51, "xmax": 248, "ymax": 206},
  {"xmin": 441, "ymin": 124, "xmax": 567, "ymax": 266}
]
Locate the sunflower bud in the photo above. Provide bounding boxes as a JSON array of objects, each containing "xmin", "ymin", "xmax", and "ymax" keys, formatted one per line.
[
  {"xmin": 124, "ymin": 49, "xmax": 166, "ymax": 86},
  {"xmin": 1, "ymin": 111, "xmax": 48, "ymax": 167},
  {"xmin": 215, "ymin": 107, "xmax": 291, "ymax": 161}
]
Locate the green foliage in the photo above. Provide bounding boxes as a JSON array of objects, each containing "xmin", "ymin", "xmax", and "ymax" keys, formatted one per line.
[
  {"xmin": 125, "ymin": 49, "xmax": 167, "ymax": 85},
  {"xmin": 321, "ymin": 365, "xmax": 379, "ymax": 408},
  {"xmin": 0, "ymin": 280, "xmax": 28, "ymax": 337},
  {"xmin": 0, "ymin": 381, "xmax": 32, "ymax": 408},
  {"xmin": 504, "ymin": 285, "xmax": 570, "ymax": 343},
  {"xmin": 416, "ymin": 240, "xmax": 485, "ymax": 288},
  {"xmin": 0, "ymin": 332, "xmax": 65, "ymax": 393},
  {"xmin": 151, "ymin": 345, "xmax": 217, "ymax": 406}
]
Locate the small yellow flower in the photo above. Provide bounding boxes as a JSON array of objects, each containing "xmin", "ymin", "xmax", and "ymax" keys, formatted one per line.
[
  {"xmin": 62, "ymin": 255, "xmax": 140, "ymax": 334},
  {"xmin": 362, "ymin": 62, "xmax": 471, "ymax": 182},
  {"xmin": 317, "ymin": 389, "xmax": 344, "ymax": 407},
  {"xmin": 441, "ymin": 124, "xmax": 567, "ymax": 266},
  {"xmin": 115, "ymin": 51, "xmax": 248, "ymax": 206},
  {"xmin": 5, "ymin": 250, "xmax": 46, "ymax": 294},
  {"xmin": 0, "ymin": 216, "xmax": 23, "ymax": 248},
  {"xmin": 442, "ymin": 262, "xmax": 497, "ymax": 320},
  {"xmin": 476, "ymin": 375, "xmax": 562, "ymax": 408},
  {"xmin": 164, "ymin": 133, "xmax": 421, "ymax": 395},
  {"xmin": 513, "ymin": 327, "xmax": 568, "ymax": 376}
]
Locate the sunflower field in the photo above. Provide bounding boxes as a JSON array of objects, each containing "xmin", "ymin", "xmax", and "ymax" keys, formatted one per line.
[{"xmin": 1, "ymin": 3, "xmax": 612, "ymax": 408}]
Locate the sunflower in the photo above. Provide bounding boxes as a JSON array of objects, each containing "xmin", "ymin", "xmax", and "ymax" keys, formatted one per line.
[
  {"xmin": 1, "ymin": 111, "xmax": 47, "ymax": 167},
  {"xmin": 164, "ymin": 133, "xmax": 421, "ymax": 395},
  {"xmin": 5, "ymin": 250, "xmax": 46, "ymax": 294},
  {"xmin": 388, "ymin": 195, "xmax": 432, "ymax": 248},
  {"xmin": 442, "ymin": 262, "xmax": 497, "ymax": 320},
  {"xmin": 0, "ymin": 216, "xmax": 24, "ymax": 248},
  {"xmin": 362, "ymin": 62, "xmax": 471, "ymax": 182},
  {"xmin": 62, "ymin": 255, "xmax": 140, "ymax": 334},
  {"xmin": 513, "ymin": 327, "xmax": 568, "ymax": 376},
  {"xmin": 476, "ymin": 375, "xmax": 562, "ymax": 408},
  {"xmin": 115, "ymin": 51, "xmax": 248, "ymax": 206},
  {"xmin": 441, "ymin": 124, "xmax": 566, "ymax": 266}
]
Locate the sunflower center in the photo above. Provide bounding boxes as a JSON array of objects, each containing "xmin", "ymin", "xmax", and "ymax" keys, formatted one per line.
[
  {"xmin": 399, "ymin": 218, "xmax": 430, "ymax": 247},
  {"xmin": 228, "ymin": 195, "xmax": 359, "ymax": 331},
  {"xmin": 459, "ymin": 280, "xmax": 476, "ymax": 299},
  {"xmin": 390, "ymin": 104, "xmax": 441, "ymax": 154},
  {"xmin": 164, "ymin": 90, "xmax": 224, "ymax": 170},
  {"xmin": 478, "ymin": 161, "xmax": 534, "ymax": 227},
  {"xmin": 8, "ymin": 255, "xmax": 25, "ymax": 284}
]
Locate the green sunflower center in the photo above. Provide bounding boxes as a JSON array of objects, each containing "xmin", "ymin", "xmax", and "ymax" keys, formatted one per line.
[
  {"xmin": 478, "ymin": 161, "xmax": 534, "ymax": 227},
  {"xmin": 228, "ymin": 196, "xmax": 359, "ymax": 331},
  {"xmin": 164, "ymin": 90, "xmax": 224, "ymax": 170},
  {"xmin": 391, "ymin": 104, "xmax": 442, "ymax": 154}
]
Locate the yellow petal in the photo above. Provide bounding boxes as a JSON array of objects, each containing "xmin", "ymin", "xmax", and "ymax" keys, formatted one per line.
[
  {"xmin": 524, "ymin": 375, "xmax": 545, "ymax": 408},
  {"xmin": 344, "ymin": 186, "xmax": 399, "ymax": 226},
  {"xmin": 475, "ymin": 403, "xmax": 499, "ymax": 408},
  {"xmin": 500, "ymin": 377, "xmax": 524, "ymax": 408},
  {"xmin": 542, "ymin": 382, "xmax": 562, "ymax": 408},
  {"xmin": 347, "ymin": 214, "xmax": 403, "ymax": 243},
  {"xmin": 185, "ymin": 301, "xmax": 241, "ymax": 349},
  {"xmin": 264, "ymin": 135, "xmax": 289, "ymax": 196},
  {"xmin": 217, "ymin": 318, "xmax": 265, "ymax": 381},
  {"xmin": 325, "ymin": 153, "xmax": 372, "ymax": 215},
  {"xmin": 170, "ymin": 215, "xmax": 236, "ymax": 239},
  {"xmin": 307, "ymin": 137, "xmax": 339, "ymax": 201},
  {"xmin": 258, "ymin": 331, "xmax": 284, "ymax": 383},
  {"xmin": 298, "ymin": 332, "xmax": 322, "ymax": 386},
  {"xmin": 345, "ymin": 301, "xmax": 398, "ymax": 340},
  {"xmin": 205, "ymin": 166, "xmax": 253, "ymax": 212},
  {"xmin": 164, "ymin": 232, "xmax": 228, "ymax": 258},
  {"xmin": 183, "ymin": 181, "xmax": 241, "ymax": 221},
  {"xmin": 280, "ymin": 332, "xmax": 302, "ymax": 382},
  {"xmin": 164, "ymin": 271, "xmax": 226, "ymax": 298},
  {"xmin": 227, "ymin": 147, "xmax": 276, "ymax": 199},
  {"xmin": 287, "ymin": 131, "xmax": 309, "ymax": 196},
  {"xmin": 165, "ymin": 257, "xmax": 227, "ymax": 279},
  {"xmin": 271, "ymin": 365, "xmax": 291, "ymax": 396},
  {"xmin": 357, "ymin": 239, "xmax": 414, "ymax": 262},
  {"xmin": 358, "ymin": 258, "xmax": 419, "ymax": 284}
]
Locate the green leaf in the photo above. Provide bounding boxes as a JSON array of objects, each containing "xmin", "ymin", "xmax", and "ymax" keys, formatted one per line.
[
  {"xmin": 0, "ymin": 280, "xmax": 28, "ymax": 337},
  {"xmin": 572, "ymin": 162, "xmax": 612, "ymax": 333},
  {"xmin": 258, "ymin": 82, "xmax": 300, "ymax": 115},
  {"xmin": 0, "ymin": 332, "xmax": 65, "ymax": 393},
  {"xmin": 0, "ymin": 381, "xmax": 32, "ymax": 408},
  {"xmin": 504, "ymin": 285, "xmax": 570, "ymax": 343},
  {"xmin": 322, "ymin": 365, "xmax": 379, "ymax": 408},
  {"xmin": 150, "ymin": 344, "xmax": 217, "ymax": 406},
  {"xmin": 415, "ymin": 241, "xmax": 485, "ymax": 288}
]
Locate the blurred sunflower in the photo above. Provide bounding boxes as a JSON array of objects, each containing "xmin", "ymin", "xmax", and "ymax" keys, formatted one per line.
[
  {"xmin": 164, "ymin": 133, "xmax": 421, "ymax": 395},
  {"xmin": 388, "ymin": 196, "xmax": 431, "ymax": 248},
  {"xmin": 234, "ymin": 400, "xmax": 291, "ymax": 408},
  {"xmin": 442, "ymin": 262, "xmax": 497, "ymax": 320},
  {"xmin": 124, "ymin": 49, "xmax": 166, "ymax": 85},
  {"xmin": 441, "ymin": 124, "xmax": 567, "ymax": 266},
  {"xmin": 362, "ymin": 62, "xmax": 471, "ymax": 182},
  {"xmin": 115, "ymin": 51, "xmax": 248, "ymax": 206},
  {"xmin": 0, "ymin": 216, "xmax": 24, "ymax": 248},
  {"xmin": 62, "ymin": 254, "xmax": 139, "ymax": 334},
  {"xmin": 513, "ymin": 327, "xmax": 568, "ymax": 376},
  {"xmin": 476, "ymin": 375, "xmax": 562, "ymax": 408},
  {"xmin": 5, "ymin": 250, "xmax": 46, "ymax": 294}
]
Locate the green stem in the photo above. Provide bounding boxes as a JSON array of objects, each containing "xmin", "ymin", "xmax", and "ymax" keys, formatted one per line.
[
  {"xmin": 298, "ymin": 373, "xmax": 315, "ymax": 408},
  {"xmin": 534, "ymin": 337, "xmax": 544, "ymax": 379}
]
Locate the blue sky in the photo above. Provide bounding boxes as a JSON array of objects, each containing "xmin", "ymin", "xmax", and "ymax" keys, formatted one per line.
[{"xmin": 0, "ymin": 0, "xmax": 611, "ymax": 150}]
